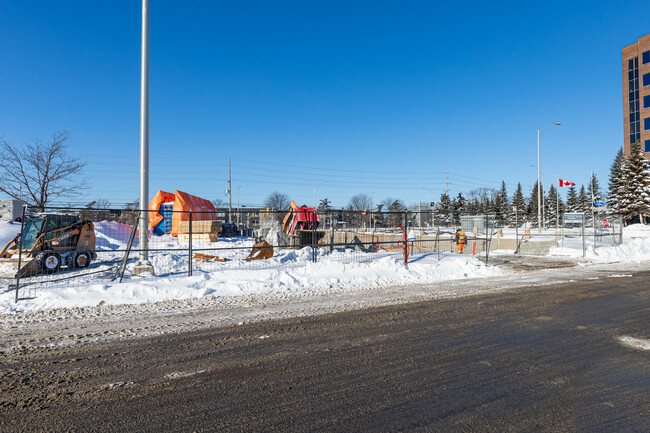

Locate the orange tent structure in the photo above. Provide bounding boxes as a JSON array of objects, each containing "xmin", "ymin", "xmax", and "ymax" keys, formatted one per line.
[{"xmin": 149, "ymin": 190, "xmax": 218, "ymax": 236}]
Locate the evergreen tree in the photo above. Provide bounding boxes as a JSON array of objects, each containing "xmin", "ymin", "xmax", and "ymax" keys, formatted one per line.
[
  {"xmin": 577, "ymin": 185, "xmax": 590, "ymax": 212},
  {"xmin": 435, "ymin": 193, "xmax": 452, "ymax": 225},
  {"xmin": 608, "ymin": 148, "xmax": 625, "ymax": 213},
  {"xmin": 587, "ymin": 173, "xmax": 601, "ymax": 204},
  {"xmin": 510, "ymin": 183, "xmax": 526, "ymax": 226},
  {"xmin": 617, "ymin": 158, "xmax": 633, "ymax": 223},
  {"xmin": 545, "ymin": 184, "xmax": 563, "ymax": 228},
  {"xmin": 621, "ymin": 140, "xmax": 650, "ymax": 224},
  {"xmin": 527, "ymin": 181, "xmax": 543, "ymax": 227},
  {"xmin": 565, "ymin": 186, "xmax": 579, "ymax": 212},
  {"xmin": 451, "ymin": 193, "xmax": 466, "ymax": 226},
  {"xmin": 495, "ymin": 181, "xmax": 509, "ymax": 226}
]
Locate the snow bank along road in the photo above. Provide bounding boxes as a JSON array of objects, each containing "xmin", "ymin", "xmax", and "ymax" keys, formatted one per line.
[
  {"xmin": 1, "ymin": 269, "xmax": 648, "ymax": 432},
  {"xmin": 0, "ymin": 256, "xmax": 645, "ymax": 352}
]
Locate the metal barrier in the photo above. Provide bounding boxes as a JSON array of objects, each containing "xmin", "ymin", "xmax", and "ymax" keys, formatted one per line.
[{"xmin": 0, "ymin": 206, "xmax": 624, "ymax": 302}]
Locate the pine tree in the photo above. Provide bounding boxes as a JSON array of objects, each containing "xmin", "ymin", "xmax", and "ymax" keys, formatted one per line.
[
  {"xmin": 451, "ymin": 193, "xmax": 466, "ymax": 225},
  {"xmin": 435, "ymin": 193, "xmax": 452, "ymax": 225},
  {"xmin": 495, "ymin": 181, "xmax": 509, "ymax": 226},
  {"xmin": 545, "ymin": 184, "xmax": 563, "ymax": 228},
  {"xmin": 608, "ymin": 148, "xmax": 625, "ymax": 213},
  {"xmin": 577, "ymin": 185, "xmax": 590, "ymax": 212},
  {"xmin": 527, "ymin": 181, "xmax": 543, "ymax": 227},
  {"xmin": 617, "ymin": 158, "xmax": 633, "ymax": 223},
  {"xmin": 621, "ymin": 140, "xmax": 650, "ymax": 224},
  {"xmin": 587, "ymin": 173, "xmax": 601, "ymax": 204},
  {"xmin": 510, "ymin": 183, "xmax": 526, "ymax": 227},
  {"xmin": 566, "ymin": 186, "xmax": 578, "ymax": 212}
]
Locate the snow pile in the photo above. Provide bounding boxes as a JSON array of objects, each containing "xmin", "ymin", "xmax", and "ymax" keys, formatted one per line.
[
  {"xmin": 0, "ymin": 248, "xmax": 499, "ymax": 314},
  {"xmin": 548, "ymin": 223, "xmax": 650, "ymax": 262}
]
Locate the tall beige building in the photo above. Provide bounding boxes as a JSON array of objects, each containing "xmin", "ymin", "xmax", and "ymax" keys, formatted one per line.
[{"xmin": 623, "ymin": 33, "xmax": 650, "ymax": 156}]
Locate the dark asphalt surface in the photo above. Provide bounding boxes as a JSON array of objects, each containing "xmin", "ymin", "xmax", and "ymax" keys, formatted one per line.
[{"xmin": 1, "ymin": 272, "xmax": 649, "ymax": 432}]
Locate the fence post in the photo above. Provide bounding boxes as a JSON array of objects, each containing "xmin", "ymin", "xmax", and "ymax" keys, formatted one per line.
[
  {"xmin": 581, "ymin": 213, "xmax": 586, "ymax": 258},
  {"xmin": 436, "ymin": 226, "xmax": 440, "ymax": 261},
  {"xmin": 619, "ymin": 215, "xmax": 623, "ymax": 245},
  {"xmin": 484, "ymin": 215, "xmax": 488, "ymax": 265},
  {"xmin": 312, "ymin": 209, "xmax": 317, "ymax": 263},
  {"xmin": 188, "ymin": 210, "xmax": 193, "ymax": 277},
  {"xmin": 15, "ymin": 205, "xmax": 27, "ymax": 303},
  {"xmin": 592, "ymin": 209, "xmax": 596, "ymax": 248}
]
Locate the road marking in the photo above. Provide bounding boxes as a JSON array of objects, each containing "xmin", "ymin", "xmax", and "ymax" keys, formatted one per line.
[
  {"xmin": 609, "ymin": 274, "xmax": 633, "ymax": 278},
  {"xmin": 618, "ymin": 336, "xmax": 650, "ymax": 351}
]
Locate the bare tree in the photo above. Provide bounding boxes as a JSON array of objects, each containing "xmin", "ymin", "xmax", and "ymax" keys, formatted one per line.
[
  {"xmin": 348, "ymin": 193, "xmax": 371, "ymax": 211},
  {"xmin": 0, "ymin": 131, "xmax": 87, "ymax": 210},
  {"xmin": 81, "ymin": 199, "xmax": 113, "ymax": 221},
  {"xmin": 263, "ymin": 191, "xmax": 291, "ymax": 222},
  {"xmin": 263, "ymin": 191, "xmax": 291, "ymax": 210},
  {"xmin": 212, "ymin": 198, "xmax": 226, "ymax": 208}
]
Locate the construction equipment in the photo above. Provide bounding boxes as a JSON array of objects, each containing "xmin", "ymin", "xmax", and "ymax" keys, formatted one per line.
[
  {"xmin": 282, "ymin": 201, "xmax": 319, "ymax": 235},
  {"xmin": 244, "ymin": 239, "xmax": 274, "ymax": 261},
  {"xmin": 192, "ymin": 253, "xmax": 227, "ymax": 262},
  {"xmin": 0, "ymin": 214, "xmax": 96, "ymax": 277}
]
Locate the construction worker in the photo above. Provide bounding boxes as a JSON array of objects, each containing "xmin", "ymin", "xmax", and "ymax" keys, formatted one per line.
[{"xmin": 454, "ymin": 228, "xmax": 466, "ymax": 253}]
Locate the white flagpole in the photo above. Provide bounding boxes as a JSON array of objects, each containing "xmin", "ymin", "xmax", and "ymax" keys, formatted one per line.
[{"xmin": 556, "ymin": 175, "xmax": 559, "ymax": 229}]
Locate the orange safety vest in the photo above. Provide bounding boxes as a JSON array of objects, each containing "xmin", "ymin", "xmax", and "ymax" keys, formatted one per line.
[{"xmin": 456, "ymin": 231, "xmax": 466, "ymax": 245}]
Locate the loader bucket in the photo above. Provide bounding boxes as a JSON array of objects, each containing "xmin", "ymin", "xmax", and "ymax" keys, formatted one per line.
[
  {"xmin": 0, "ymin": 256, "xmax": 41, "ymax": 278},
  {"xmin": 244, "ymin": 241, "xmax": 274, "ymax": 261}
]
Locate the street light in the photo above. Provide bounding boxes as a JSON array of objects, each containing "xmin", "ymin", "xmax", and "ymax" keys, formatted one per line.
[
  {"xmin": 369, "ymin": 192, "xmax": 375, "ymax": 229},
  {"xmin": 537, "ymin": 121, "xmax": 560, "ymax": 231},
  {"xmin": 422, "ymin": 187, "xmax": 435, "ymax": 207},
  {"xmin": 314, "ymin": 181, "xmax": 328, "ymax": 209},
  {"xmin": 237, "ymin": 185, "xmax": 241, "ymax": 225}
]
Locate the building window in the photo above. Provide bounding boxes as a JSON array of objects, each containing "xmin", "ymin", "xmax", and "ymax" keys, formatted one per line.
[
  {"xmin": 645, "ymin": 95, "xmax": 650, "ymax": 109},
  {"xmin": 645, "ymin": 117, "xmax": 650, "ymax": 130},
  {"xmin": 644, "ymin": 73, "xmax": 650, "ymax": 87},
  {"xmin": 644, "ymin": 51, "xmax": 650, "ymax": 65},
  {"xmin": 646, "ymin": 140, "xmax": 650, "ymax": 153}
]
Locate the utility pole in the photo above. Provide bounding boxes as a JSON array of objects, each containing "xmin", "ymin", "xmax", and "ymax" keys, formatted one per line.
[
  {"xmin": 446, "ymin": 172, "xmax": 449, "ymax": 196},
  {"xmin": 228, "ymin": 157, "xmax": 232, "ymax": 223},
  {"xmin": 133, "ymin": 0, "xmax": 154, "ymax": 275}
]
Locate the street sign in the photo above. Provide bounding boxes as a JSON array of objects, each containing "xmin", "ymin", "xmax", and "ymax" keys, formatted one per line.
[
  {"xmin": 563, "ymin": 212, "xmax": 585, "ymax": 224},
  {"xmin": 594, "ymin": 201, "xmax": 604, "ymax": 207},
  {"xmin": 430, "ymin": 202, "xmax": 435, "ymax": 207}
]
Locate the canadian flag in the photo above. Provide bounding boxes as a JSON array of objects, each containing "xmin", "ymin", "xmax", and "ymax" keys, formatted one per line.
[{"xmin": 559, "ymin": 179, "xmax": 576, "ymax": 187}]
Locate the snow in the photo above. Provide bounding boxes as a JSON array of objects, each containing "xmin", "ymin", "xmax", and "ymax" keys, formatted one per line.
[
  {"xmin": 1, "ymin": 221, "xmax": 650, "ymax": 318},
  {"xmin": 548, "ymin": 223, "xmax": 650, "ymax": 262},
  {"xmin": 0, "ymin": 220, "xmax": 21, "ymax": 246},
  {"xmin": 0, "ymin": 220, "xmax": 501, "ymax": 312}
]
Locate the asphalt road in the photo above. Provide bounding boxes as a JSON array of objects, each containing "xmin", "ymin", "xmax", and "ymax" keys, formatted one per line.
[{"xmin": 1, "ymin": 272, "xmax": 649, "ymax": 432}]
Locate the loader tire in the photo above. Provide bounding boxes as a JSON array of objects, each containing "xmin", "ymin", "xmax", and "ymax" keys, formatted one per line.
[
  {"xmin": 39, "ymin": 252, "xmax": 61, "ymax": 274},
  {"xmin": 73, "ymin": 252, "xmax": 91, "ymax": 269}
]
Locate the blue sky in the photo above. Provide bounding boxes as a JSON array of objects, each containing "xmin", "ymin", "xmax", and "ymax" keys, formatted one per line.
[{"xmin": 1, "ymin": 1, "xmax": 648, "ymax": 209}]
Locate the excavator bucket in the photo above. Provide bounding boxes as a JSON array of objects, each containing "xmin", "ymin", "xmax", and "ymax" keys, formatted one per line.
[{"xmin": 244, "ymin": 240, "xmax": 274, "ymax": 261}]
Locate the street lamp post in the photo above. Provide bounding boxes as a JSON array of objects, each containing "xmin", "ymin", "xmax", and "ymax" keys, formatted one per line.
[
  {"xmin": 423, "ymin": 187, "xmax": 434, "ymax": 229},
  {"xmin": 369, "ymin": 192, "xmax": 375, "ymax": 229},
  {"xmin": 314, "ymin": 181, "xmax": 328, "ymax": 209},
  {"xmin": 537, "ymin": 121, "xmax": 560, "ymax": 232},
  {"xmin": 133, "ymin": 0, "xmax": 154, "ymax": 275}
]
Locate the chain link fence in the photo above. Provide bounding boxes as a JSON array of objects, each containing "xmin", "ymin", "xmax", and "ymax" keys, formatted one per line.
[{"xmin": 0, "ymin": 205, "xmax": 624, "ymax": 302}]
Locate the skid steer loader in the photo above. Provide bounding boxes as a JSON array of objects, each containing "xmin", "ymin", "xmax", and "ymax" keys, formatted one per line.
[{"xmin": 0, "ymin": 214, "xmax": 97, "ymax": 277}]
